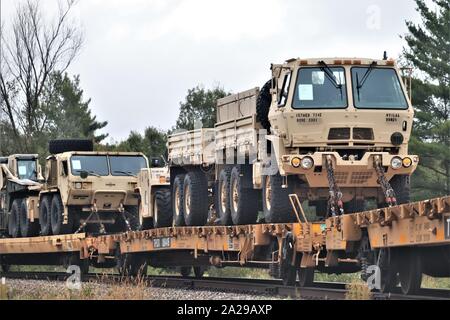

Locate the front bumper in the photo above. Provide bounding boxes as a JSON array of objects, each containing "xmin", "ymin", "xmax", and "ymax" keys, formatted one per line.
[{"xmin": 279, "ymin": 152, "xmax": 418, "ymax": 188}]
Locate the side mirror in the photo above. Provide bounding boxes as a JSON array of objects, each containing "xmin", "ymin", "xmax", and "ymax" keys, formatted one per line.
[
  {"xmin": 79, "ymin": 170, "xmax": 89, "ymax": 179},
  {"xmin": 150, "ymin": 158, "xmax": 161, "ymax": 168}
]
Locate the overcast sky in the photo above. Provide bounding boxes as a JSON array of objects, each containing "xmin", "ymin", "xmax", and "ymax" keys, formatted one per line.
[{"xmin": 1, "ymin": 0, "xmax": 422, "ymax": 143}]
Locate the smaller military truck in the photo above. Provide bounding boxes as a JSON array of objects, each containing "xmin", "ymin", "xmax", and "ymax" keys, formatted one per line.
[
  {"xmin": 0, "ymin": 154, "xmax": 43, "ymax": 238},
  {"xmin": 136, "ymin": 158, "xmax": 172, "ymax": 229},
  {"xmin": 38, "ymin": 139, "xmax": 149, "ymax": 236}
]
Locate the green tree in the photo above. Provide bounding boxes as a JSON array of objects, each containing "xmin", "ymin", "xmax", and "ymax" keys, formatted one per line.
[
  {"xmin": 174, "ymin": 85, "xmax": 229, "ymax": 131},
  {"xmin": 108, "ymin": 126, "xmax": 168, "ymax": 164},
  {"xmin": 43, "ymin": 72, "xmax": 108, "ymax": 143},
  {"xmin": 402, "ymin": 0, "xmax": 450, "ymax": 199}
]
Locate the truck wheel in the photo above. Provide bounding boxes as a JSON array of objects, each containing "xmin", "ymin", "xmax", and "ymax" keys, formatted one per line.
[
  {"xmin": 298, "ymin": 268, "xmax": 315, "ymax": 287},
  {"xmin": 50, "ymin": 194, "xmax": 73, "ymax": 235},
  {"xmin": 256, "ymin": 80, "xmax": 272, "ymax": 130},
  {"xmin": 229, "ymin": 166, "xmax": 258, "ymax": 225},
  {"xmin": 183, "ymin": 171, "xmax": 208, "ymax": 226},
  {"xmin": 48, "ymin": 139, "xmax": 93, "ymax": 154},
  {"xmin": 398, "ymin": 248, "xmax": 422, "ymax": 295},
  {"xmin": 390, "ymin": 175, "xmax": 411, "ymax": 205},
  {"xmin": 262, "ymin": 174, "xmax": 294, "ymax": 223},
  {"xmin": 344, "ymin": 199, "xmax": 366, "ymax": 214},
  {"xmin": 172, "ymin": 174, "xmax": 185, "ymax": 226},
  {"xmin": 39, "ymin": 196, "xmax": 52, "ymax": 236},
  {"xmin": 315, "ymin": 200, "xmax": 329, "ymax": 217},
  {"xmin": 154, "ymin": 188, "xmax": 172, "ymax": 228},
  {"xmin": 124, "ymin": 205, "xmax": 140, "ymax": 231},
  {"xmin": 217, "ymin": 167, "xmax": 232, "ymax": 225},
  {"xmin": 8, "ymin": 199, "xmax": 21, "ymax": 238},
  {"xmin": 19, "ymin": 198, "xmax": 39, "ymax": 237},
  {"xmin": 180, "ymin": 266, "xmax": 192, "ymax": 277}
]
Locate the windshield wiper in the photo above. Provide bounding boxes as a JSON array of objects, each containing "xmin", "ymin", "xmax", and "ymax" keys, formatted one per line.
[
  {"xmin": 318, "ymin": 61, "xmax": 342, "ymax": 89},
  {"xmin": 75, "ymin": 170, "xmax": 101, "ymax": 177},
  {"xmin": 113, "ymin": 170, "xmax": 137, "ymax": 177},
  {"xmin": 356, "ymin": 61, "xmax": 377, "ymax": 101}
]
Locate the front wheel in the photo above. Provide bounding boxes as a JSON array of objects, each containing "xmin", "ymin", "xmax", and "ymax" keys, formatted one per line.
[
  {"xmin": 153, "ymin": 188, "xmax": 172, "ymax": 228},
  {"xmin": 8, "ymin": 199, "xmax": 21, "ymax": 238},
  {"xmin": 19, "ymin": 198, "xmax": 39, "ymax": 237},
  {"xmin": 262, "ymin": 174, "xmax": 294, "ymax": 223},
  {"xmin": 50, "ymin": 194, "xmax": 73, "ymax": 235}
]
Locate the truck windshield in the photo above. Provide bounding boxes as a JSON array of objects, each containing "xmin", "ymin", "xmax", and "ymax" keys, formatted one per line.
[
  {"xmin": 293, "ymin": 67, "xmax": 347, "ymax": 109},
  {"xmin": 70, "ymin": 156, "xmax": 109, "ymax": 176},
  {"xmin": 351, "ymin": 67, "xmax": 408, "ymax": 109},
  {"xmin": 110, "ymin": 156, "xmax": 147, "ymax": 176},
  {"xmin": 17, "ymin": 160, "xmax": 37, "ymax": 181}
]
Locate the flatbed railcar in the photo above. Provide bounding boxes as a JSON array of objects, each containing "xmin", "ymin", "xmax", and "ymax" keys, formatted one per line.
[{"xmin": 0, "ymin": 195, "xmax": 449, "ymax": 296}]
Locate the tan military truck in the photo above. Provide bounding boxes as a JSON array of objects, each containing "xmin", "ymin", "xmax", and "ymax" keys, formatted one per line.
[
  {"xmin": 0, "ymin": 154, "xmax": 43, "ymax": 238},
  {"xmin": 168, "ymin": 57, "xmax": 418, "ymax": 226},
  {"xmin": 38, "ymin": 139, "xmax": 149, "ymax": 235},
  {"xmin": 135, "ymin": 159, "xmax": 172, "ymax": 229}
]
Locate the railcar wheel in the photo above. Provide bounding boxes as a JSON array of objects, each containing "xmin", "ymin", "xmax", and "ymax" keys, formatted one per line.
[
  {"xmin": 0, "ymin": 256, "xmax": 10, "ymax": 273},
  {"xmin": 229, "ymin": 166, "xmax": 258, "ymax": 225},
  {"xmin": 116, "ymin": 251, "xmax": 148, "ymax": 278},
  {"xmin": 378, "ymin": 248, "xmax": 398, "ymax": 293},
  {"xmin": 19, "ymin": 198, "xmax": 39, "ymax": 237},
  {"xmin": 50, "ymin": 194, "xmax": 73, "ymax": 235},
  {"xmin": 280, "ymin": 233, "xmax": 297, "ymax": 286},
  {"xmin": 193, "ymin": 266, "xmax": 205, "ymax": 278},
  {"xmin": 217, "ymin": 167, "xmax": 232, "ymax": 225},
  {"xmin": 262, "ymin": 174, "xmax": 294, "ymax": 223},
  {"xmin": 8, "ymin": 199, "xmax": 21, "ymax": 238},
  {"xmin": 398, "ymin": 248, "xmax": 422, "ymax": 295},
  {"xmin": 154, "ymin": 188, "xmax": 172, "ymax": 228},
  {"xmin": 180, "ymin": 266, "xmax": 192, "ymax": 277},
  {"xmin": 183, "ymin": 171, "xmax": 208, "ymax": 226},
  {"xmin": 172, "ymin": 175, "xmax": 186, "ymax": 226},
  {"xmin": 298, "ymin": 268, "xmax": 314, "ymax": 287}
]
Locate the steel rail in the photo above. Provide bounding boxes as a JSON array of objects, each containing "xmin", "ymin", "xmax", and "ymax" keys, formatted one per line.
[{"xmin": 1, "ymin": 271, "xmax": 449, "ymax": 300}]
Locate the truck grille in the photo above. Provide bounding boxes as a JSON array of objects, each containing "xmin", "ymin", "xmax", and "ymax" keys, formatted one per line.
[
  {"xmin": 353, "ymin": 128, "xmax": 374, "ymax": 140},
  {"xmin": 328, "ymin": 128, "xmax": 350, "ymax": 140}
]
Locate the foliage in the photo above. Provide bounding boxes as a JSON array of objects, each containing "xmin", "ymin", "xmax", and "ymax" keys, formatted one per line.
[
  {"xmin": 0, "ymin": 0, "xmax": 83, "ymax": 154},
  {"xmin": 402, "ymin": 0, "xmax": 450, "ymax": 199},
  {"xmin": 174, "ymin": 85, "xmax": 229, "ymax": 131}
]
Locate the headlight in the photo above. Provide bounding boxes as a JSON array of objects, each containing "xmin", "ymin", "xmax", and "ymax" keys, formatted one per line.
[
  {"xmin": 74, "ymin": 182, "xmax": 82, "ymax": 189},
  {"xmin": 301, "ymin": 157, "xmax": 314, "ymax": 170},
  {"xmin": 391, "ymin": 157, "xmax": 402, "ymax": 169},
  {"xmin": 291, "ymin": 157, "xmax": 301, "ymax": 168},
  {"xmin": 402, "ymin": 157, "xmax": 412, "ymax": 168}
]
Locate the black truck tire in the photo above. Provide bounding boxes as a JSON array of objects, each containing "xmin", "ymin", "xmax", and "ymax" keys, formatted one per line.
[
  {"xmin": 49, "ymin": 139, "xmax": 93, "ymax": 154},
  {"xmin": 19, "ymin": 198, "xmax": 39, "ymax": 237},
  {"xmin": 172, "ymin": 174, "xmax": 186, "ymax": 226},
  {"xmin": 183, "ymin": 171, "xmax": 208, "ymax": 226},
  {"xmin": 8, "ymin": 199, "xmax": 21, "ymax": 238},
  {"xmin": 39, "ymin": 196, "xmax": 52, "ymax": 236},
  {"xmin": 229, "ymin": 166, "xmax": 259, "ymax": 225},
  {"xmin": 262, "ymin": 174, "xmax": 295, "ymax": 223},
  {"xmin": 256, "ymin": 80, "xmax": 272, "ymax": 130},
  {"xmin": 154, "ymin": 188, "xmax": 173, "ymax": 228},
  {"xmin": 50, "ymin": 194, "xmax": 73, "ymax": 235},
  {"xmin": 390, "ymin": 175, "xmax": 411, "ymax": 205},
  {"xmin": 217, "ymin": 167, "xmax": 232, "ymax": 225}
]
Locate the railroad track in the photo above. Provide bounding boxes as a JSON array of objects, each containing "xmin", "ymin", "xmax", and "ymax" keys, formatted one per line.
[{"xmin": 1, "ymin": 271, "xmax": 449, "ymax": 300}]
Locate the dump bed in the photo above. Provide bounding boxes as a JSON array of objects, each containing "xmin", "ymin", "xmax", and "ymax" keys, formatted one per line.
[
  {"xmin": 215, "ymin": 88, "xmax": 262, "ymax": 155},
  {"xmin": 168, "ymin": 129, "xmax": 216, "ymax": 166}
]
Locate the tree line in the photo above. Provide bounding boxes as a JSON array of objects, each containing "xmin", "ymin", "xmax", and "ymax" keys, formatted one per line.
[{"xmin": 0, "ymin": 0, "xmax": 448, "ymax": 201}]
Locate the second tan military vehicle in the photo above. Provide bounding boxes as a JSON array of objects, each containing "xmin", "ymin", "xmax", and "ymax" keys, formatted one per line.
[
  {"xmin": 38, "ymin": 139, "xmax": 149, "ymax": 235},
  {"xmin": 168, "ymin": 56, "xmax": 418, "ymax": 227}
]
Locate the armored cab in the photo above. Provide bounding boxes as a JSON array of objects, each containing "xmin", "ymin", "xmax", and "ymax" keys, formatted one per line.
[{"xmin": 167, "ymin": 57, "xmax": 418, "ymax": 229}]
